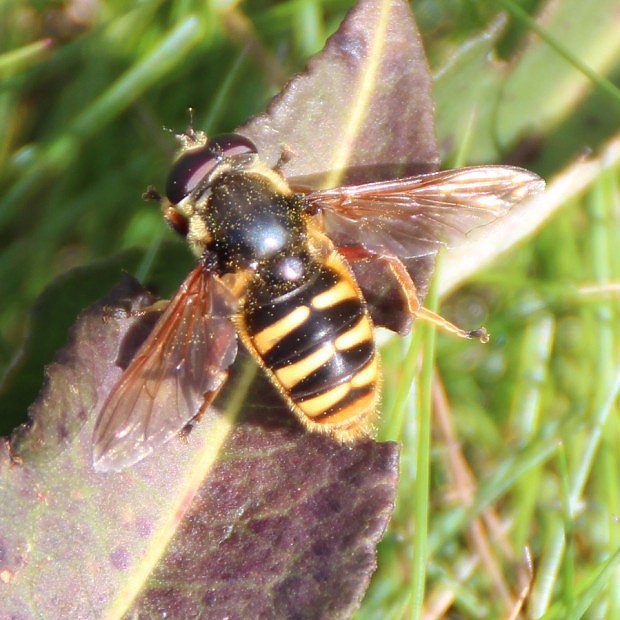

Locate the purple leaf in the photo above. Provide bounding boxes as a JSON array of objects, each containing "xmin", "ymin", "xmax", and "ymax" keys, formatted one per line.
[
  {"xmin": 1, "ymin": 0, "xmax": 440, "ymax": 616},
  {"xmin": 239, "ymin": 0, "xmax": 438, "ymax": 187},
  {"xmin": 1, "ymin": 277, "xmax": 399, "ymax": 618}
]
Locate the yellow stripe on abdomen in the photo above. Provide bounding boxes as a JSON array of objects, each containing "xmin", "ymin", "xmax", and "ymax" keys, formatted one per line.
[
  {"xmin": 253, "ymin": 305, "xmax": 310, "ymax": 354},
  {"xmin": 311, "ymin": 278, "xmax": 358, "ymax": 309},
  {"xmin": 334, "ymin": 316, "xmax": 373, "ymax": 351},
  {"xmin": 298, "ymin": 383, "xmax": 352, "ymax": 417},
  {"xmin": 275, "ymin": 342, "xmax": 335, "ymax": 389}
]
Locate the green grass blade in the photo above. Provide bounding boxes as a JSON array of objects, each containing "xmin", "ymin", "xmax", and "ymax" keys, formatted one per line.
[
  {"xmin": 496, "ymin": 0, "xmax": 620, "ymax": 111},
  {"xmin": 409, "ymin": 261, "xmax": 439, "ymax": 619}
]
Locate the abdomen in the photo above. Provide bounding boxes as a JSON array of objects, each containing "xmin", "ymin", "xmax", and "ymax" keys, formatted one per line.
[{"xmin": 240, "ymin": 251, "xmax": 379, "ymax": 439}]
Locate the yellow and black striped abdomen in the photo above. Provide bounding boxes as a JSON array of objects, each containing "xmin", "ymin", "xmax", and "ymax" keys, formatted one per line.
[{"xmin": 241, "ymin": 252, "xmax": 379, "ymax": 439}]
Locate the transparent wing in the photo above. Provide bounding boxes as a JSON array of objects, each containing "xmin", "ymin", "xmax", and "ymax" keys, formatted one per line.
[
  {"xmin": 92, "ymin": 265, "xmax": 238, "ymax": 472},
  {"xmin": 305, "ymin": 165, "xmax": 545, "ymax": 258}
]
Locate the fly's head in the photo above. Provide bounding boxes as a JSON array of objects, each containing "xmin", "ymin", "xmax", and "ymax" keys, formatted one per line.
[{"xmin": 159, "ymin": 132, "xmax": 260, "ymax": 256}]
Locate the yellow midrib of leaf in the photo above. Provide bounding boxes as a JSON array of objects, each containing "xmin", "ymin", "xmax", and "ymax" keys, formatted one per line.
[
  {"xmin": 104, "ymin": 359, "xmax": 258, "ymax": 620},
  {"xmin": 325, "ymin": 0, "xmax": 392, "ymax": 188}
]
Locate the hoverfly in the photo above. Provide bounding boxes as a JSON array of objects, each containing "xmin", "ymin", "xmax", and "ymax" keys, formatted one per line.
[{"xmin": 92, "ymin": 129, "xmax": 544, "ymax": 472}]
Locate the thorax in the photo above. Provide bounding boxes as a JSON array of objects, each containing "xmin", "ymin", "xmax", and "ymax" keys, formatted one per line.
[{"xmin": 200, "ymin": 171, "xmax": 307, "ymax": 272}]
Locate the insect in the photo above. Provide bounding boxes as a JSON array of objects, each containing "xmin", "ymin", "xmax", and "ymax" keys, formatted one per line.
[{"xmin": 92, "ymin": 129, "xmax": 544, "ymax": 472}]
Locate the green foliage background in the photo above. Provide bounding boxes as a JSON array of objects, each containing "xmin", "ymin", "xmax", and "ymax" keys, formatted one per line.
[{"xmin": 1, "ymin": 0, "xmax": 620, "ymax": 617}]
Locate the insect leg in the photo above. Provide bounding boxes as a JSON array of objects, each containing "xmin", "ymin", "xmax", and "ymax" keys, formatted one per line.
[
  {"xmin": 273, "ymin": 143, "xmax": 298, "ymax": 174},
  {"xmin": 178, "ymin": 396, "xmax": 214, "ymax": 442},
  {"xmin": 339, "ymin": 246, "xmax": 488, "ymax": 342},
  {"xmin": 413, "ymin": 305, "xmax": 489, "ymax": 342},
  {"xmin": 379, "ymin": 254, "xmax": 488, "ymax": 342}
]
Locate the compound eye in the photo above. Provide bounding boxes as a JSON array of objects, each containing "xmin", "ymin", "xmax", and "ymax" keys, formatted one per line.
[
  {"xmin": 166, "ymin": 145, "xmax": 216, "ymax": 205},
  {"xmin": 208, "ymin": 133, "xmax": 258, "ymax": 159},
  {"xmin": 165, "ymin": 133, "xmax": 258, "ymax": 205}
]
